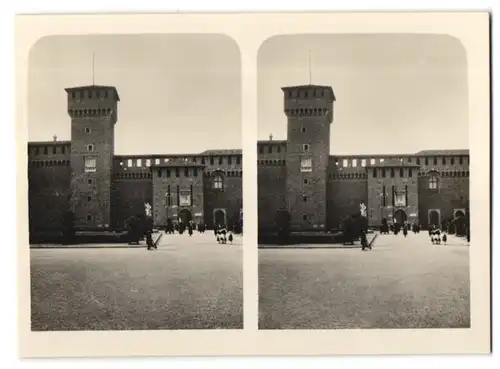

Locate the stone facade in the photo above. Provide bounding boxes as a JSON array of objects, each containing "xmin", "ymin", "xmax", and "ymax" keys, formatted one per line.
[
  {"xmin": 27, "ymin": 84, "xmax": 243, "ymax": 235},
  {"xmin": 257, "ymin": 84, "xmax": 470, "ymax": 232}
]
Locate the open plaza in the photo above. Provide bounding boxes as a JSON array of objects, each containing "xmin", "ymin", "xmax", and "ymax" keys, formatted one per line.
[
  {"xmin": 30, "ymin": 232, "xmax": 243, "ymax": 330},
  {"xmin": 259, "ymin": 232, "xmax": 470, "ymax": 329}
]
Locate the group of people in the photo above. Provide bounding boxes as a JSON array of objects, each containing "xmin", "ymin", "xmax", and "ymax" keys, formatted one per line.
[
  {"xmin": 429, "ymin": 225, "xmax": 448, "ymax": 245},
  {"xmin": 380, "ymin": 219, "xmax": 422, "ymax": 237},
  {"xmin": 214, "ymin": 224, "xmax": 234, "ymax": 244}
]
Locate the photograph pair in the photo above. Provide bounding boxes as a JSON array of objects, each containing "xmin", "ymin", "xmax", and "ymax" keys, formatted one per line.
[{"xmin": 17, "ymin": 12, "xmax": 490, "ymax": 357}]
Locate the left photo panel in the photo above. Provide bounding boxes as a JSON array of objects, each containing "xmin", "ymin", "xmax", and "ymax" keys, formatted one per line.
[{"xmin": 27, "ymin": 34, "xmax": 243, "ymax": 330}]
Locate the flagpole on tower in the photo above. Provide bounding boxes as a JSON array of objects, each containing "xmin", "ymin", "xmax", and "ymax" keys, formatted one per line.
[{"xmin": 92, "ymin": 52, "xmax": 95, "ymax": 85}]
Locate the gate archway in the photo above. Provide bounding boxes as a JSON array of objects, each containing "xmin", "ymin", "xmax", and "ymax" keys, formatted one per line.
[
  {"xmin": 393, "ymin": 209, "xmax": 407, "ymax": 225},
  {"xmin": 213, "ymin": 209, "xmax": 226, "ymax": 227},
  {"xmin": 178, "ymin": 209, "xmax": 192, "ymax": 225},
  {"xmin": 428, "ymin": 209, "xmax": 440, "ymax": 227}
]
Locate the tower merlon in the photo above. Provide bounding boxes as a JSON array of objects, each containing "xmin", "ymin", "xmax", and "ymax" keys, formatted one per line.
[{"xmin": 282, "ymin": 85, "xmax": 335, "ymax": 123}]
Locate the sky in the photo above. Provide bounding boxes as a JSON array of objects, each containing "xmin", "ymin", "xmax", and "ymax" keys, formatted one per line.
[
  {"xmin": 28, "ymin": 34, "xmax": 241, "ymax": 155},
  {"xmin": 257, "ymin": 34, "xmax": 469, "ymax": 155}
]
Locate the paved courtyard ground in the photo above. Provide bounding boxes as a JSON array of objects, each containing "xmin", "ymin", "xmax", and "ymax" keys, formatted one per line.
[
  {"xmin": 259, "ymin": 232, "xmax": 470, "ymax": 329},
  {"xmin": 30, "ymin": 232, "xmax": 243, "ymax": 330}
]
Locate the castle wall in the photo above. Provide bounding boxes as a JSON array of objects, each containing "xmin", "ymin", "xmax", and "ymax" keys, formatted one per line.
[
  {"xmin": 258, "ymin": 163, "xmax": 287, "ymax": 230},
  {"xmin": 326, "ymin": 166, "xmax": 368, "ymax": 230},
  {"xmin": 418, "ymin": 172, "xmax": 469, "ymax": 228},
  {"xmin": 151, "ymin": 166, "xmax": 205, "ymax": 227},
  {"xmin": 28, "ymin": 142, "xmax": 72, "ymax": 235},
  {"xmin": 28, "ymin": 161, "xmax": 71, "ymax": 234},
  {"xmin": 204, "ymin": 171, "xmax": 243, "ymax": 229}
]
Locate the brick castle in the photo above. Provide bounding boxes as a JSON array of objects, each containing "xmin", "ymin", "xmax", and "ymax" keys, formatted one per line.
[
  {"xmin": 258, "ymin": 84, "xmax": 469, "ymax": 232},
  {"xmin": 28, "ymin": 85, "xmax": 243, "ymax": 237},
  {"xmin": 27, "ymin": 83, "xmax": 469, "ymax": 237}
]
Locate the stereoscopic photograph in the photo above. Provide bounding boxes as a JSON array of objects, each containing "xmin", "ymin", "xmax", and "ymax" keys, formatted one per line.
[
  {"xmin": 258, "ymin": 34, "xmax": 471, "ymax": 330},
  {"xmin": 27, "ymin": 34, "xmax": 243, "ymax": 330}
]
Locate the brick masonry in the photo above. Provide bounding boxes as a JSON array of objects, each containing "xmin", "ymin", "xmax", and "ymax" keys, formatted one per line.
[
  {"xmin": 257, "ymin": 84, "xmax": 470, "ymax": 232},
  {"xmin": 27, "ymin": 84, "xmax": 243, "ymax": 235}
]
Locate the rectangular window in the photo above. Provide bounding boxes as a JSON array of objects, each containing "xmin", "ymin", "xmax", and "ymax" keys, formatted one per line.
[
  {"xmin": 302, "ymin": 214, "xmax": 308, "ymax": 221},
  {"xmin": 79, "ymin": 91, "xmax": 84, "ymax": 99},
  {"xmin": 228, "ymin": 156, "xmax": 232, "ymax": 165},
  {"xmin": 442, "ymin": 157, "xmax": 446, "ymax": 165},
  {"xmin": 175, "ymin": 168, "xmax": 180, "ymax": 177},
  {"xmin": 409, "ymin": 169, "xmax": 413, "ymax": 177},
  {"xmin": 44, "ymin": 146, "xmax": 48, "ymax": 155},
  {"xmin": 408, "ymin": 157, "xmax": 412, "ymax": 163},
  {"xmin": 210, "ymin": 157, "xmax": 214, "ymax": 165},
  {"xmin": 85, "ymin": 127, "xmax": 91, "ymax": 134},
  {"xmin": 361, "ymin": 159, "xmax": 366, "ymax": 167},
  {"xmin": 303, "ymin": 144, "xmax": 310, "ymax": 152},
  {"xmin": 301, "ymin": 127, "xmax": 306, "ymax": 133},
  {"xmin": 87, "ymin": 144, "xmax": 94, "ymax": 152},
  {"xmin": 96, "ymin": 90, "xmax": 101, "ymax": 98},
  {"xmin": 451, "ymin": 157, "xmax": 455, "ymax": 165},
  {"xmin": 395, "ymin": 193, "xmax": 406, "ymax": 207},
  {"xmin": 370, "ymin": 158, "xmax": 375, "ymax": 165},
  {"xmin": 343, "ymin": 159, "xmax": 348, "ymax": 167},
  {"xmin": 382, "ymin": 168, "xmax": 386, "ymax": 177},
  {"xmin": 303, "ymin": 195, "xmax": 308, "ymax": 202},
  {"xmin": 304, "ymin": 178, "xmax": 309, "ymax": 184},
  {"xmin": 194, "ymin": 167, "xmax": 198, "ymax": 177},
  {"xmin": 277, "ymin": 146, "xmax": 281, "ymax": 153},
  {"xmin": 155, "ymin": 158, "xmax": 160, "ymax": 165},
  {"xmin": 425, "ymin": 157, "xmax": 429, "ymax": 165},
  {"xmin": 218, "ymin": 156, "xmax": 223, "ymax": 165},
  {"xmin": 179, "ymin": 191, "xmax": 192, "ymax": 206},
  {"xmin": 87, "ymin": 178, "xmax": 93, "ymax": 185},
  {"xmin": 52, "ymin": 146, "xmax": 57, "ymax": 154},
  {"xmin": 391, "ymin": 168, "xmax": 395, "ymax": 178},
  {"xmin": 202, "ymin": 157, "xmax": 206, "ymax": 165},
  {"xmin": 352, "ymin": 159, "xmax": 357, "ymax": 167},
  {"xmin": 268, "ymin": 146, "xmax": 272, "ymax": 154},
  {"xmin": 300, "ymin": 156, "xmax": 312, "ymax": 172},
  {"xmin": 127, "ymin": 159, "xmax": 133, "ymax": 167},
  {"xmin": 84, "ymin": 158, "xmax": 97, "ymax": 173},
  {"xmin": 417, "ymin": 157, "xmax": 420, "ymax": 165},
  {"xmin": 382, "ymin": 185, "xmax": 386, "ymax": 206},
  {"xmin": 184, "ymin": 168, "xmax": 189, "ymax": 177},
  {"xmin": 459, "ymin": 156, "xmax": 463, "ymax": 165},
  {"xmin": 433, "ymin": 157, "xmax": 437, "ymax": 165},
  {"xmin": 88, "ymin": 90, "xmax": 92, "ymax": 98},
  {"xmin": 87, "ymin": 196, "xmax": 92, "ymax": 202},
  {"xmin": 236, "ymin": 156, "xmax": 241, "ymax": 165},
  {"xmin": 158, "ymin": 169, "xmax": 162, "ymax": 178},
  {"xmin": 62, "ymin": 146, "xmax": 66, "ymax": 154},
  {"xmin": 86, "ymin": 214, "xmax": 92, "ymax": 221},
  {"xmin": 137, "ymin": 159, "xmax": 142, "ymax": 167},
  {"xmin": 373, "ymin": 168, "xmax": 377, "ymax": 178},
  {"xmin": 193, "ymin": 157, "xmax": 197, "ymax": 163},
  {"xmin": 259, "ymin": 145, "xmax": 264, "ymax": 154},
  {"xmin": 146, "ymin": 159, "xmax": 151, "ymax": 167},
  {"xmin": 399, "ymin": 168, "xmax": 404, "ymax": 177},
  {"xmin": 166, "ymin": 169, "xmax": 170, "ymax": 177}
]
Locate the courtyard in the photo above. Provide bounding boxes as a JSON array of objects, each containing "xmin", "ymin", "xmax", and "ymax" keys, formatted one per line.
[
  {"xmin": 259, "ymin": 232, "xmax": 470, "ymax": 329},
  {"xmin": 30, "ymin": 232, "xmax": 243, "ymax": 330}
]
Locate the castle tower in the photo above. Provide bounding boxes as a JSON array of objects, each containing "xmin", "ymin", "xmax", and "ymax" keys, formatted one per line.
[
  {"xmin": 65, "ymin": 85, "xmax": 120, "ymax": 229},
  {"xmin": 283, "ymin": 85, "xmax": 335, "ymax": 230}
]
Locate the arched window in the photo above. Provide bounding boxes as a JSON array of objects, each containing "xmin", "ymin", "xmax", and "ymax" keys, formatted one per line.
[
  {"xmin": 213, "ymin": 174, "xmax": 223, "ymax": 189},
  {"xmin": 428, "ymin": 175, "xmax": 438, "ymax": 190}
]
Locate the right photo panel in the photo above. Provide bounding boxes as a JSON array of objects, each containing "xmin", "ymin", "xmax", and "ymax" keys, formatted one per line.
[{"xmin": 258, "ymin": 34, "xmax": 470, "ymax": 330}]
